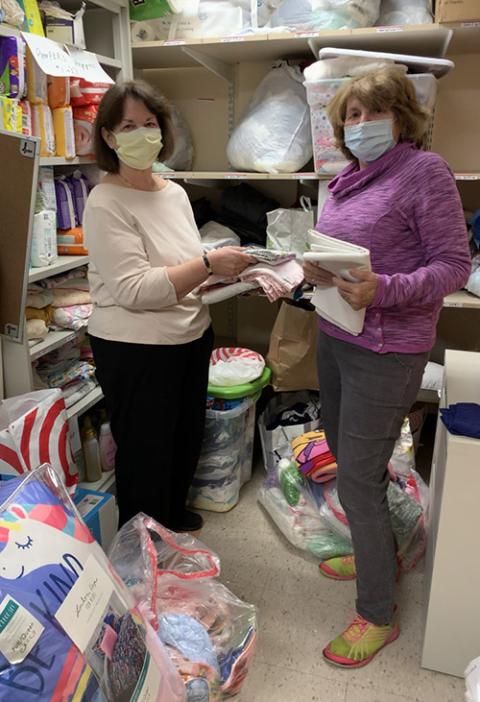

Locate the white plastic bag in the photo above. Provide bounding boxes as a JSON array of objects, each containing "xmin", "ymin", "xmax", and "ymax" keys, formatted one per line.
[
  {"xmin": 270, "ymin": 0, "xmax": 381, "ymax": 30},
  {"xmin": 209, "ymin": 347, "xmax": 265, "ymax": 387},
  {"xmin": 466, "ymin": 657, "xmax": 480, "ymax": 702},
  {"xmin": 377, "ymin": 0, "xmax": 432, "ymax": 26},
  {"xmin": 227, "ymin": 61, "xmax": 312, "ymax": 174},
  {"xmin": 162, "ymin": 103, "xmax": 194, "ymax": 170},
  {"xmin": 200, "ymin": 221, "xmax": 241, "ymax": 249},
  {"xmin": 266, "ymin": 196, "xmax": 314, "ymax": 255}
]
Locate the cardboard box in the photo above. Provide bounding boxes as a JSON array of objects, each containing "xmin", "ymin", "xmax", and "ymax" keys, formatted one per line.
[
  {"xmin": 73, "ymin": 487, "xmax": 118, "ymax": 551},
  {"xmin": 435, "ymin": 0, "xmax": 480, "ymax": 23}
]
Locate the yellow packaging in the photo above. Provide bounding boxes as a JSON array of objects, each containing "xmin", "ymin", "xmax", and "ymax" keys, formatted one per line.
[
  {"xmin": 32, "ymin": 105, "xmax": 56, "ymax": 157},
  {"xmin": 0, "ymin": 96, "xmax": 22, "ymax": 133},
  {"xmin": 22, "ymin": 0, "xmax": 45, "ymax": 36},
  {"xmin": 53, "ymin": 106, "xmax": 76, "ymax": 159},
  {"xmin": 26, "ymin": 47, "xmax": 47, "ymax": 105}
]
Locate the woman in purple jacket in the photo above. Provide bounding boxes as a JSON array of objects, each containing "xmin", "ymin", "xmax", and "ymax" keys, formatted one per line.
[{"xmin": 303, "ymin": 66, "xmax": 471, "ymax": 669}]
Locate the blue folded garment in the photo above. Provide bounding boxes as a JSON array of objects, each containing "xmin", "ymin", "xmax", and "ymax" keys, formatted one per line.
[{"xmin": 440, "ymin": 403, "xmax": 480, "ymax": 439}]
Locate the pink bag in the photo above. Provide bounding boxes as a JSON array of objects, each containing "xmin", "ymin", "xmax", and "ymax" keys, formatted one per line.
[{"xmin": 0, "ymin": 389, "xmax": 78, "ymax": 489}]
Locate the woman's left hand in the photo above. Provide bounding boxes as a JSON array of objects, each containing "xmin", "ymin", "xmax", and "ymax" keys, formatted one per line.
[{"xmin": 333, "ymin": 269, "xmax": 379, "ymax": 311}]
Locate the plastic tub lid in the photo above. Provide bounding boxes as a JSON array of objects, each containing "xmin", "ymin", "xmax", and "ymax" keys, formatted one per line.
[
  {"xmin": 207, "ymin": 366, "xmax": 271, "ymax": 400},
  {"xmin": 317, "ymin": 47, "xmax": 454, "ymax": 78}
]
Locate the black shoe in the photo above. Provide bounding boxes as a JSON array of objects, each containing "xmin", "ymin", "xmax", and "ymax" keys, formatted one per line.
[{"xmin": 173, "ymin": 510, "xmax": 204, "ymax": 532}]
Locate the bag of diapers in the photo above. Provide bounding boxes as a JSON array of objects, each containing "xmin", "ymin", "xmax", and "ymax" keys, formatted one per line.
[
  {"xmin": 30, "ymin": 210, "xmax": 57, "ymax": 267},
  {"xmin": 32, "ymin": 105, "xmax": 55, "ymax": 156},
  {"xmin": 53, "ymin": 106, "xmax": 76, "ymax": 159}
]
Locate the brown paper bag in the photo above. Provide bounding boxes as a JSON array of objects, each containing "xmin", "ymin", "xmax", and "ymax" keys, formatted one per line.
[{"xmin": 267, "ymin": 300, "xmax": 319, "ymax": 391}]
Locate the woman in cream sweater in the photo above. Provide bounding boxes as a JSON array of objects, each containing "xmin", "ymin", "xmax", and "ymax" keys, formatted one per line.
[{"xmin": 84, "ymin": 80, "xmax": 253, "ymax": 531}]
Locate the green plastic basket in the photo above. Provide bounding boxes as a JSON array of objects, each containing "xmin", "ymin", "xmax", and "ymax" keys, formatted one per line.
[{"xmin": 208, "ymin": 366, "xmax": 271, "ymax": 400}]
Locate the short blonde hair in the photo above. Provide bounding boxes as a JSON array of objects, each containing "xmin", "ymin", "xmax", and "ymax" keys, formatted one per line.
[{"xmin": 326, "ymin": 66, "xmax": 431, "ymax": 162}]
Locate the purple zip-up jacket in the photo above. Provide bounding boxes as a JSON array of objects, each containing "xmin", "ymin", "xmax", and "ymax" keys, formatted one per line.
[{"xmin": 315, "ymin": 141, "xmax": 471, "ymax": 354}]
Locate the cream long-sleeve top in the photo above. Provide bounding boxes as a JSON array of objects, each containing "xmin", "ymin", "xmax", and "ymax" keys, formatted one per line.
[{"xmin": 83, "ymin": 180, "xmax": 211, "ymax": 345}]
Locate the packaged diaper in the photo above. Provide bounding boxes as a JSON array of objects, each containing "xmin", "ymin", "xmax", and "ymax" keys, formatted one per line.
[
  {"xmin": 57, "ymin": 227, "xmax": 89, "ymax": 255},
  {"xmin": 21, "ymin": 0, "xmax": 45, "ymax": 34},
  {"xmin": 32, "ymin": 104, "xmax": 56, "ymax": 156},
  {"xmin": 55, "ymin": 175, "xmax": 77, "ymax": 228},
  {"xmin": 20, "ymin": 98, "xmax": 32, "ymax": 135},
  {"xmin": 70, "ymin": 78, "xmax": 109, "ymax": 107},
  {"xmin": 0, "ymin": 464, "xmax": 187, "ymax": 702},
  {"xmin": 36, "ymin": 166, "xmax": 56, "ymax": 212},
  {"xmin": 0, "ymin": 36, "xmax": 25, "ymax": 98},
  {"xmin": 26, "ymin": 47, "xmax": 47, "ymax": 104},
  {"xmin": 0, "ymin": 95, "xmax": 22, "ymax": 132},
  {"xmin": 53, "ymin": 105, "xmax": 76, "ymax": 159},
  {"xmin": 47, "ymin": 74, "xmax": 70, "ymax": 109},
  {"xmin": 70, "ymin": 169, "xmax": 90, "ymax": 223},
  {"xmin": 73, "ymin": 103, "xmax": 97, "ymax": 158},
  {"xmin": 0, "ymin": 0, "xmax": 25, "ymax": 28},
  {"xmin": 30, "ymin": 210, "xmax": 57, "ymax": 267}
]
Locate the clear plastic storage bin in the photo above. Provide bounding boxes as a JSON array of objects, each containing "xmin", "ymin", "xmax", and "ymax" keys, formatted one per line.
[{"xmin": 305, "ymin": 73, "xmax": 437, "ymax": 174}]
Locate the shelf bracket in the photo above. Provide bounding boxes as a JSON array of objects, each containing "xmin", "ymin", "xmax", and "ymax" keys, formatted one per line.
[{"xmin": 181, "ymin": 47, "xmax": 234, "ymax": 84}]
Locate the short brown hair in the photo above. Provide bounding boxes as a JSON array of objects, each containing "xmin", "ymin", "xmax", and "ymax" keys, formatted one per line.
[
  {"xmin": 94, "ymin": 80, "xmax": 174, "ymax": 172},
  {"xmin": 326, "ymin": 66, "xmax": 431, "ymax": 162}
]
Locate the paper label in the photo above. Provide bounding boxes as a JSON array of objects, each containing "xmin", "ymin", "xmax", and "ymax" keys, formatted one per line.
[
  {"xmin": 0, "ymin": 596, "xmax": 44, "ymax": 664},
  {"xmin": 131, "ymin": 652, "xmax": 162, "ymax": 702},
  {"xmin": 55, "ymin": 554, "xmax": 113, "ymax": 653},
  {"xmin": 76, "ymin": 494, "xmax": 103, "ymax": 517},
  {"xmin": 22, "ymin": 33, "xmax": 114, "ymax": 83}
]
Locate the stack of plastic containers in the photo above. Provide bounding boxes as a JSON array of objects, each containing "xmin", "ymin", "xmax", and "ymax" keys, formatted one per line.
[
  {"xmin": 189, "ymin": 351, "xmax": 271, "ymax": 513},
  {"xmin": 303, "ymin": 47, "xmax": 454, "ymax": 174}
]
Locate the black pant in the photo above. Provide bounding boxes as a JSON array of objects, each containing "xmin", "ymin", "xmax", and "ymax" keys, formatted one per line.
[{"xmin": 90, "ymin": 327, "xmax": 214, "ymax": 528}]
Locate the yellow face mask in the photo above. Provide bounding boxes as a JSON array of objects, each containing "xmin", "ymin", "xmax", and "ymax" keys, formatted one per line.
[{"xmin": 114, "ymin": 127, "xmax": 163, "ymax": 170}]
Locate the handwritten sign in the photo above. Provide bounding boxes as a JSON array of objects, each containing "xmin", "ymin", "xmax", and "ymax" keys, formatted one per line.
[
  {"xmin": 55, "ymin": 554, "xmax": 114, "ymax": 653},
  {"xmin": 22, "ymin": 32, "xmax": 114, "ymax": 83}
]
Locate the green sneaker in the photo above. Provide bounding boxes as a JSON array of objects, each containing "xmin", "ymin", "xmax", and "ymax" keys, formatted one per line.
[
  {"xmin": 323, "ymin": 611, "xmax": 400, "ymax": 668},
  {"xmin": 319, "ymin": 555, "xmax": 356, "ymax": 581}
]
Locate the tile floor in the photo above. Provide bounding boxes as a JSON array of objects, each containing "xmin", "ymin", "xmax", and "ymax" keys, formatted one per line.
[{"xmin": 198, "ymin": 460, "xmax": 465, "ymax": 702}]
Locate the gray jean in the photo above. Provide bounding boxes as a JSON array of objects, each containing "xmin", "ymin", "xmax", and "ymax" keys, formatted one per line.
[{"xmin": 317, "ymin": 330, "xmax": 428, "ymax": 625}]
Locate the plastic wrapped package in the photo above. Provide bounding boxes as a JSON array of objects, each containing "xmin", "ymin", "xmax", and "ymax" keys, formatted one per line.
[
  {"xmin": 258, "ymin": 461, "xmax": 352, "ymax": 560},
  {"xmin": 0, "ymin": 0, "xmax": 24, "ymax": 28},
  {"xmin": 73, "ymin": 104, "xmax": 98, "ymax": 158},
  {"xmin": 0, "ymin": 465, "xmax": 187, "ymax": 702},
  {"xmin": 21, "ymin": 0, "xmax": 44, "ymax": 34},
  {"xmin": 32, "ymin": 104, "xmax": 55, "ymax": 156},
  {"xmin": 55, "ymin": 175, "xmax": 77, "ymax": 228},
  {"xmin": 108, "ymin": 514, "xmax": 257, "ymax": 700},
  {"xmin": 0, "ymin": 36, "xmax": 25, "ymax": 98},
  {"xmin": 0, "ymin": 95, "xmax": 22, "ymax": 132},
  {"xmin": 200, "ymin": 221, "xmax": 241, "ymax": 250},
  {"xmin": 70, "ymin": 78, "xmax": 110, "ymax": 107},
  {"xmin": 30, "ymin": 210, "xmax": 57, "ymax": 267},
  {"xmin": 377, "ymin": 0, "xmax": 432, "ymax": 26},
  {"xmin": 36, "ymin": 165, "xmax": 56, "ymax": 212},
  {"xmin": 57, "ymin": 226, "xmax": 89, "ymax": 255},
  {"xmin": 189, "ymin": 397, "xmax": 256, "ymax": 512},
  {"xmin": 266, "ymin": 199, "xmax": 314, "ymax": 256},
  {"xmin": 20, "ymin": 98, "xmax": 32, "ymax": 135},
  {"xmin": 53, "ymin": 106, "xmax": 76, "ymax": 158},
  {"xmin": 26, "ymin": 47, "xmax": 47, "ymax": 104},
  {"xmin": 129, "ymin": 0, "xmax": 181, "ymax": 23},
  {"xmin": 227, "ymin": 61, "xmax": 312, "ymax": 174},
  {"xmin": 269, "ymin": 0, "xmax": 381, "ymax": 30},
  {"xmin": 47, "ymin": 75, "xmax": 70, "ymax": 109}
]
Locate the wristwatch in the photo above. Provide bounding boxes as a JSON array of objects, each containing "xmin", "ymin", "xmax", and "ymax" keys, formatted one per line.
[{"xmin": 202, "ymin": 252, "xmax": 213, "ymax": 275}]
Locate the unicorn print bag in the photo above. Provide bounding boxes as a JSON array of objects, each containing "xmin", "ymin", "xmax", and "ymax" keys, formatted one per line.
[{"xmin": 0, "ymin": 464, "xmax": 186, "ymax": 702}]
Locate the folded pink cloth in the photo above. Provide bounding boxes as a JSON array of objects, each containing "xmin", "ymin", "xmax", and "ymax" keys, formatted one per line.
[
  {"xmin": 51, "ymin": 289, "xmax": 92, "ymax": 307},
  {"xmin": 53, "ymin": 304, "xmax": 93, "ymax": 331},
  {"xmin": 240, "ymin": 259, "xmax": 304, "ymax": 302}
]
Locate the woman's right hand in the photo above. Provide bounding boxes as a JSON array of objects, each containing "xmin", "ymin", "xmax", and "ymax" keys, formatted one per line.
[
  {"xmin": 207, "ymin": 247, "xmax": 256, "ymax": 278},
  {"xmin": 303, "ymin": 261, "xmax": 334, "ymax": 288}
]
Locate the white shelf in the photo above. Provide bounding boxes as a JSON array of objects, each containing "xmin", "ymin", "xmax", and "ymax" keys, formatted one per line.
[
  {"xmin": 161, "ymin": 170, "xmax": 321, "ymax": 181},
  {"xmin": 29, "ymin": 255, "xmax": 89, "ymax": 283},
  {"xmin": 0, "ymin": 23, "xmax": 20, "ymax": 38},
  {"xmin": 443, "ymin": 290, "xmax": 480, "ymax": 309},
  {"xmin": 39, "ymin": 156, "xmax": 96, "ymax": 166},
  {"xmin": 29, "ymin": 330, "xmax": 77, "ymax": 360},
  {"xmin": 455, "ymin": 172, "xmax": 480, "ymax": 181},
  {"xmin": 79, "ymin": 470, "xmax": 116, "ymax": 493},
  {"xmin": 132, "ymin": 23, "xmax": 455, "ymax": 70},
  {"xmin": 66, "ymin": 385, "xmax": 104, "ymax": 420}
]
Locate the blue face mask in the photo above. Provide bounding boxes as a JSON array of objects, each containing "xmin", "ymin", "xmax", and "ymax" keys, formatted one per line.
[{"xmin": 344, "ymin": 118, "xmax": 396, "ymax": 163}]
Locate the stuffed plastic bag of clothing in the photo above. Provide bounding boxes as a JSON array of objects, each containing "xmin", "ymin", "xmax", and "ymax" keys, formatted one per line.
[
  {"xmin": 377, "ymin": 0, "xmax": 432, "ymax": 26},
  {"xmin": 258, "ymin": 460, "xmax": 352, "ymax": 560},
  {"xmin": 269, "ymin": 0, "xmax": 381, "ymax": 31},
  {"xmin": 162, "ymin": 103, "xmax": 194, "ymax": 171},
  {"xmin": 319, "ymin": 474, "xmax": 428, "ymax": 571},
  {"xmin": 108, "ymin": 514, "xmax": 258, "ymax": 700},
  {"xmin": 0, "ymin": 464, "xmax": 186, "ymax": 702},
  {"xmin": 226, "ymin": 61, "xmax": 312, "ymax": 174}
]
